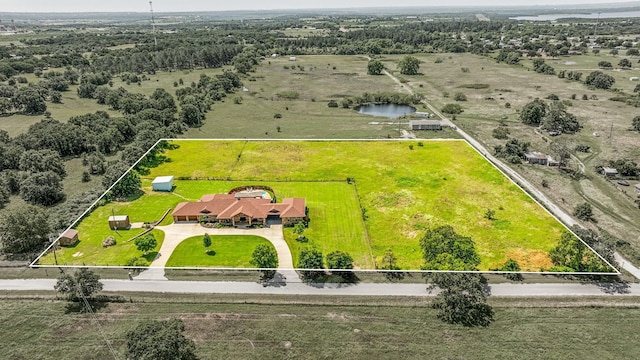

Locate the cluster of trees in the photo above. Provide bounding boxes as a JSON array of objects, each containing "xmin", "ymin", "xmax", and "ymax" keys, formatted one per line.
[
  {"xmin": 549, "ymin": 230, "xmax": 613, "ymax": 272},
  {"xmin": 519, "ymin": 99, "xmax": 581, "ymax": 134},
  {"xmin": 585, "ymin": 71, "xmax": 616, "ymax": 90},
  {"xmin": 494, "ymin": 138, "xmax": 530, "ymax": 164},
  {"xmin": 420, "ymin": 225, "xmax": 493, "ymax": 327},
  {"xmin": 297, "ymin": 248, "xmax": 355, "ymax": 282},
  {"xmin": 532, "ymin": 59, "xmax": 555, "ymax": 75},
  {"xmin": 605, "ymin": 159, "xmax": 639, "ymax": 177}
]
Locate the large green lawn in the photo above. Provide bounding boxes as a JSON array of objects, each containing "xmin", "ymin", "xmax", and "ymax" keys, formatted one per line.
[
  {"xmin": 166, "ymin": 235, "xmax": 275, "ymax": 268},
  {"xmin": 144, "ymin": 140, "xmax": 574, "ymax": 271}
]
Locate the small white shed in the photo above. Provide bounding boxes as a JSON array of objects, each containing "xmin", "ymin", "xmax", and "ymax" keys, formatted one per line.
[
  {"xmin": 152, "ymin": 176, "xmax": 174, "ymax": 192},
  {"xmin": 289, "ymin": 56, "xmax": 297, "ymax": 61}
]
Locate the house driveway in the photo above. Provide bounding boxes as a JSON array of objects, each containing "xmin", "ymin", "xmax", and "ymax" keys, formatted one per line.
[{"xmin": 135, "ymin": 224, "xmax": 298, "ymax": 281}]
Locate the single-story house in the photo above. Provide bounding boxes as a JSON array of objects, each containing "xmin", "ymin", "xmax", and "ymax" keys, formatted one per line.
[
  {"xmin": 546, "ymin": 156, "xmax": 560, "ymax": 167},
  {"xmin": 602, "ymin": 167, "xmax": 618, "ymax": 178},
  {"xmin": 410, "ymin": 120, "xmax": 442, "ymax": 131},
  {"xmin": 59, "ymin": 229, "xmax": 79, "ymax": 246},
  {"xmin": 152, "ymin": 176, "xmax": 174, "ymax": 192},
  {"xmin": 172, "ymin": 193, "xmax": 307, "ymax": 226},
  {"xmin": 525, "ymin": 152, "xmax": 548, "ymax": 165},
  {"xmin": 108, "ymin": 215, "xmax": 130, "ymax": 230}
]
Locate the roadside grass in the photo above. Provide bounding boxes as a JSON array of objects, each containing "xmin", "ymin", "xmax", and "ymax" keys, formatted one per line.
[
  {"xmin": 1, "ymin": 297, "xmax": 639, "ymax": 360},
  {"xmin": 165, "ymin": 235, "xmax": 274, "ymax": 267},
  {"xmin": 141, "ymin": 140, "xmax": 572, "ymax": 271}
]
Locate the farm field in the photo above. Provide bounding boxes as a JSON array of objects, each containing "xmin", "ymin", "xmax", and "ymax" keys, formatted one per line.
[
  {"xmin": 36, "ymin": 139, "xmax": 606, "ymax": 272},
  {"xmin": 0, "ymin": 295, "xmax": 638, "ymax": 360}
]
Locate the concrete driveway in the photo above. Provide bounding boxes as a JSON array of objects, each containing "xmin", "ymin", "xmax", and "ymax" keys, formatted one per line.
[{"xmin": 135, "ymin": 223, "xmax": 298, "ymax": 281}]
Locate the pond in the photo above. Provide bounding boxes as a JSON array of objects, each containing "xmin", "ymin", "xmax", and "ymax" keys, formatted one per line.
[{"xmin": 357, "ymin": 103, "xmax": 416, "ymax": 119}]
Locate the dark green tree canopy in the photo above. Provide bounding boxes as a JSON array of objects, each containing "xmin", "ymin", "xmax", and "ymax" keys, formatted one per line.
[
  {"xmin": 429, "ymin": 273, "xmax": 494, "ymax": 327},
  {"xmin": 420, "ymin": 225, "xmax": 480, "ymax": 271},
  {"xmin": 54, "ymin": 268, "xmax": 103, "ymax": 302},
  {"xmin": 367, "ymin": 59, "xmax": 384, "ymax": 75},
  {"xmin": 585, "ymin": 71, "xmax": 616, "ymax": 89},
  {"xmin": 0, "ymin": 204, "xmax": 51, "ymax": 254},
  {"xmin": 125, "ymin": 319, "xmax": 198, "ymax": 360},
  {"xmin": 519, "ymin": 99, "xmax": 547, "ymax": 126},
  {"xmin": 298, "ymin": 247, "xmax": 324, "ymax": 281},
  {"xmin": 398, "ymin": 55, "xmax": 420, "ymax": 75},
  {"xmin": 251, "ymin": 243, "xmax": 278, "ymax": 280}
]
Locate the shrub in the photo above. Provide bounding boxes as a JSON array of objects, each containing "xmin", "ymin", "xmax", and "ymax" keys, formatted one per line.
[
  {"xmin": 102, "ymin": 236, "xmax": 116, "ymax": 248},
  {"xmin": 441, "ymin": 103, "xmax": 463, "ymax": 114},
  {"xmin": 327, "ymin": 100, "xmax": 338, "ymax": 108},
  {"xmin": 453, "ymin": 92, "xmax": 467, "ymax": 101}
]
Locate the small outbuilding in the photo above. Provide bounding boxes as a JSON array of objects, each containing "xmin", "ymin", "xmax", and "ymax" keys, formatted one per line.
[
  {"xmin": 524, "ymin": 152, "xmax": 548, "ymax": 165},
  {"xmin": 410, "ymin": 120, "xmax": 442, "ymax": 131},
  {"xmin": 59, "ymin": 229, "xmax": 79, "ymax": 246},
  {"xmin": 289, "ymin": 56, "xmax": 297, "ymax": 61},
  {"xmin": 602, "ymin": 167, "xmax": 618, "ymax": 178},
  {"xmin": 635, "ymin": 183, "xmax": 640, "ymax": 193},
  {"xmin": 108, "ymin": 215, "xmax": 130, "ymax": 230},
  {"xmin": 152, "ymin": 176, "xmax": 174, "ymax": 192},
  {"xmin": 630, "ymin": 77, "xmax": 639, "ymax": 82}
]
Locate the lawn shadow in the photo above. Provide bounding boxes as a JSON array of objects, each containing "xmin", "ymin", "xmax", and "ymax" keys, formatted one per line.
[
  {"xmin": 60, "ymin": 241, "xmax": 81, "ymax": 249},
  {"xmin": 260, "ymin": 272, "xmax": 287, "ymax": 288},
  {"xmin": 578, "ymin": 275, "xmax": 630, "ymax": 295},
  {"xmin": 142, "ymin": 251, "xmax": 159, "ymax": 262},
  {"xmin": 63, "ymin": 294, "xmax": 127, "ymax": 314},
  {"xmin": 302, "ymin": 272, "xmax": 360, "ymax": 288}
]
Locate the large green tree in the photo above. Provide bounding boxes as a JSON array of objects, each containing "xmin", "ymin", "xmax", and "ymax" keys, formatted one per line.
[
  {"xmin": 0, "ymin": 204, "xmax": 51, "ymax": 254},
  {"xmin": 398, "ymin": 55, "xmax": 420, "ymax": 75},
  {"xmin": 542, "ymin": 101, "xmax": 581, "ymax": 134},
  {"xmin": 54, "ymin": 268, "xmax": 103, "ymax": 302},
  {"xmin": 585, "ymin": 71, "xmax": 615, "ymax": 89},
  {"xmin": 298, "ymin": 247, "xmax": 324, "ymax": 281},
  {"xmin": 420, "ymin": 225, "xmax": 480, "ymax": 271},
  {"xmin": 367, "ymin": 59, "xmax": 384, "ymax": 75},
  {"xmin": 102, "ymin": 162, "xmax": 141, "ymax": 198},
  {"xmin": 429, "ymin": 272, "xmax": 494, "ymax": 327},
  {"xmin": 125, "ymin": 319, "xmax": 198, "ymax": 360},
  {"xmin": 19, "ymin": 171, "xmax": 64, "ymax": 206},
  {"xmin": 519, "ymin": 98, "xmax": 547, "ymax": 126},
  {"xmin": 134, "ymin": 234, "xmax": 157, "ymax": 255},
  {"xmin": 326, "ymin": 250, "xmax": 354, "ymax": 280},
  {"xmin": 250, "ymin": 244, "xmax": 278, "ymax": 280}
]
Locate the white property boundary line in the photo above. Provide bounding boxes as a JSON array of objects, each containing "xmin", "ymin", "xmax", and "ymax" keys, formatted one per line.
[{"xmin": 30, "ymin": 138, "xmax": 620, "ymax": 276}]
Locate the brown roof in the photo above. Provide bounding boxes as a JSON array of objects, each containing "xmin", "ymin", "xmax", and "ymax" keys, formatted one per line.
[
  {"xmin": 172, "ymin": 195, "xmax": 306, "ymax": 220},
  {"xmin": 61, "ymin": 229, "xmax": 78, "ymax": 239}
]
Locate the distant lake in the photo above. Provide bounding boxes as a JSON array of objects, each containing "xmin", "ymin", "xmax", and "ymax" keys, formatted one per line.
[
  {"xmin": 357, "ymin": 103, "xmax": 416, "ymax": 119},
  {"xmin": 511, "ymin": 11, "xmax": 640, "ymax": 21}
]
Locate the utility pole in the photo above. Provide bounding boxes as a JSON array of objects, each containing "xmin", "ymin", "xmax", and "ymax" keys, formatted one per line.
[{"xmin": 149, "ymin": 1, "xmax": 157, "ymax": 47}]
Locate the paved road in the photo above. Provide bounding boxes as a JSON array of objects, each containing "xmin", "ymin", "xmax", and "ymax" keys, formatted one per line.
[
  {"xmin": 2, "ymin": 278, "xmax": 639, "ymax": 297},
  {"xmin": 142, "ymin": 224, "xmax": 299, "ymax": 281}
]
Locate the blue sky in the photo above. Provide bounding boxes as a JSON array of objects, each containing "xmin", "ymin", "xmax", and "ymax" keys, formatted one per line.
[{"xmin": 0, "ymin": 0, "xmax": 636, "ymax": 12}]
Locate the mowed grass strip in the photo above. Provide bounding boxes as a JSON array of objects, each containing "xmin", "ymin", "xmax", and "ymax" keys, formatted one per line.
[
  {"xmin": 0, "ymin": 298, "xmax": 639, "ymax": 360},
  {"xmin": 148, "ymin": 140, "xmax": 568, "ymax": 271},
  {"xmin": 166, "ymin": 235, "xmax": 274, "ymax": 268}
]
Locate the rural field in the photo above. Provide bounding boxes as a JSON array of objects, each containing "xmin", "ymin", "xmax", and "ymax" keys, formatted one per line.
[
  {"xmin": 376, "ymin": 52, "xmax": 640, "ymax": 261},
  {"xmin": 0, "ymin": 294, "xmax": 638, "ymax": 359},
  {"xmin": 36, "ymin": 139, "xmax": 604, "ymax": 272}
]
